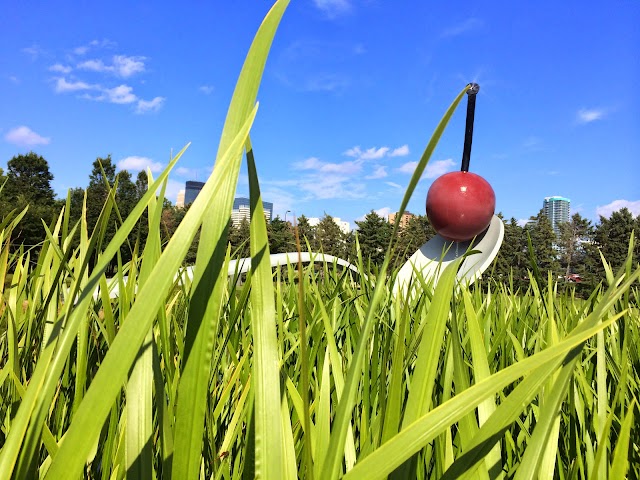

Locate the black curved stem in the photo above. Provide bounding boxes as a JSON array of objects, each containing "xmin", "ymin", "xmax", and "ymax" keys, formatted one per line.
[{"xmin": 461, "ymin": 83, "xmax": 479, "ymax": 172}]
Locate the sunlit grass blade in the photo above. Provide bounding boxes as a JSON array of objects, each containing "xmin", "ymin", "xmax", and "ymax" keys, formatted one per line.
[
  {"xmin": 319, "ymin": 84, "xmax": 470, "ymax": 480},
  {"xmin": 40, "ymin": 120, "xmax": 250, "ymax": 478},
  {"xmin": 171, "ymin": 3, "xmax": 289, "ymax": 478},
  {"xmin": 342, "ymin": 304, "xmax": 632, "ymax": 480}
]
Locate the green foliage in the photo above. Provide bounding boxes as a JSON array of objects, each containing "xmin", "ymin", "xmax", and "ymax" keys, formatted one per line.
[
  {"xmin": 355, "ymin": 210, "xmax": 392, "ymax": 265},
  {"xmin": 268, "ymin": 216, "xmax": 295, "ymax": 253},
  {"xmin": 1, "ymin": 5, "xmax": 639, "ymax": 480}
]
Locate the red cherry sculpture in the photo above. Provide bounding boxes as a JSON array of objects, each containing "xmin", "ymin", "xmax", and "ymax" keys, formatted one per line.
[{"xmin": 426, "ymin": 171, "xmax": 495, "ymax": 242}]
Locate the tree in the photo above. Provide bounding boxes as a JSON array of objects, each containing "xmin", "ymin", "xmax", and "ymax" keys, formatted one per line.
[
  {"xmin": 355, "ymin": 210, "xmax": 392, "ymax": 266},
  {"xmin": 316, "ymin": 214, "xmax": 345, "ymax": 257},
  {"xmin": 558, "ymin": 213, "xmax": 592, "ymax": 277},
  {"xmin": 591, "ymin": 208, "xmax": 638, "ymax": 279},
  {"xmin": 268, "ymin": 216, "xmax": 295, "ymax": 254},
  {"xmin": 4, "ymin": 152, "xmax": 55, "ymax": 205},
  {"xmin": 392, "ymin": 215, "xmax": 435, "ymax": 269},
  {"xmin": 526, "ymin": 211, "xmax": 560, "ymax": 278},
  {"xmin": 86, "ymin": 156, "xmax": 117, "ymax": 238},
  {"xmin": 490, "ymin": 216, "xmax": 528, "ymax": 287},
  {"xmin": 0, "ymin": 152, "xmax": 57, "ymax": 250},
  {"xmin": 295, "ymin": 214, "xmax": 315, "ymax": 250},
  {"xmin": 229, "ymin": 217, "xmax": 250, "ymax": 258}
]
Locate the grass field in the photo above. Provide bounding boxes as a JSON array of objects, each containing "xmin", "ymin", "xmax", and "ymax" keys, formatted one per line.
[{"xmin": 1, "ymin": 1, "xmax": 638, "ymax": 478}]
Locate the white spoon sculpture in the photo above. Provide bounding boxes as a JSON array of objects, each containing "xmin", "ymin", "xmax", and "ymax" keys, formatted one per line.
[{"xmin": 103, "ymin": 83, "xmax": 503, "ymax": 299}]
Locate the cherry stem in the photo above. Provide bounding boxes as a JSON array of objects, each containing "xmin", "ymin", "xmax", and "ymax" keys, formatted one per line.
[{"xmin": 461, "ymin": 83, "xmax": 479, "ymax": 173}]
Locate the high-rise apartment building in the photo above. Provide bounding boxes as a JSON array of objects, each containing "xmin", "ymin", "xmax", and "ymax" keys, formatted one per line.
[
  {"xmin": 542, "ymin": 196, "xmax": 570, "ymax": 236},
  {"xmin": 388, "ymin": 211, "xmax": 415, "ymax": 229},
  {"xmin": 176, "ymin": 189, "xmax": 185, "ymax": 208},
  {"xmin": 231, "ymin": 197, "xmax": 273, "ymax": 225},
  {"xmin": 184, "ymin": 181, "xmax": 205, "ymax": 205}
]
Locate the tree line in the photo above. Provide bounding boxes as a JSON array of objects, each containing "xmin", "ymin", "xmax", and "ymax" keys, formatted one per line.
[{"xmin": 1, "ymin": 152, "xmax": 638, "ymax": 287}]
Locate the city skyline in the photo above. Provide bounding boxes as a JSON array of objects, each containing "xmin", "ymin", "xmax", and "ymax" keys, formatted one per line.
[{"xmin": 1, "ymin": 2, "xmax": 638, "ymax": 227}]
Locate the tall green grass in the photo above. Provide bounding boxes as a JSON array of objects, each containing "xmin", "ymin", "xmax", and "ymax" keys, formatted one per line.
[{"xmin": 1, "ymin": 1, "xmax": 638, "ymax": 478}]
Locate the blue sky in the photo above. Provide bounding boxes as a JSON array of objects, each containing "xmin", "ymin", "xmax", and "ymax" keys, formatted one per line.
[{"xmin": 1, "ymin": 0, "xmax": 638, "ymax": 229}]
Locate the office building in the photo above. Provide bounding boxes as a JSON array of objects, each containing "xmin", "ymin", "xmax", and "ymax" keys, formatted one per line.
[
  {"xmin": 543, "ymin": 196, "xmax": 570, "ymax": 236},
  {"xmin": 231, "ymin": 197, "xmax": 273, "ymax": 225},
  {"xmin": 184, "ymin": 181, "xmax": 205, "ymax": 205}
]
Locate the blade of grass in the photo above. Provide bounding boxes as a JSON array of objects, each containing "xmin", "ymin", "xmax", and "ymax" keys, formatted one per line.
[{"xmin": 171, "ymin": 3, "xmax": 289, "ymax": 478}]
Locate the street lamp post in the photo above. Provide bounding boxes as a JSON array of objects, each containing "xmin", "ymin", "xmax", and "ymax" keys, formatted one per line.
[{"xmin": 285, "ymin": 210, "xmax": 291, "ymax": 224}]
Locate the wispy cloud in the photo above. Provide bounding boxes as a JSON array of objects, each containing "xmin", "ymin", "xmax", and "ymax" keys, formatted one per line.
[
  {"xmin": 304, "ymin": 73, "xmax": 350, "ymax": 92},
  {"xmin": 199, "ymin": 85, "xmax": 214, "ymax": 95},
  {"xmin": 385, "ymin": 181, "xmax": 403, "ymax": 189},
  {"xmin": 313, "ymin": 0, "xmax": 352, "ymax": 18},
  {"xmin": 98, "ymin": 84, "xmax": 137, "ymax": 104},
  {"xmin": 441, "ymin": 18, "xmax": 483, "ymax": 38},
  {"xmin": 54, "ymin": 77, "xmax": 93, "ymax": 92},
  {"xmin": 4, "ymin": 126, "xmax": 51, "ymax": 146},
  {"xmin": 344, "ymin": 145, "xmax": 410, "ymax": 161},
  {"xmin": 425, "ymin": 159, "xmax": 455, "ymax": 178},
  {"xmin": 73, "ymin": 39, "xmax": 116, "ymax": 56},
  {"xmin": 77, "ymin": 55, "xmax": 146, "ymax": 78},
  {"xmin": 175, "ymin": 167, "xmax": 198, "ymax": 177},
  {"xmin": 577, "ymin": 108, "xmax": 605, "ymax": 124},
  {"xmin": 356, "ymin": 207, "xmax": 392, "ymax": 223},
  {"xmin": 136, "ymin": 96, "xmax": 165, "ymax": 114},
  {"xmin": 49, "ymin": 63, "xmax": 72, "ymax": 74},
  {"xmin": 365, "ymin": 166, "xmax": 388, "ymax": 180},
  {"xmin": 22, "ymin": 44, "xmax": 46, "ymax": 60},
  {"xmin": 389, "ymin": 144, "xmax": 410, "ymax": 157},
  {"xmin": 344, "ymin": 146, "xmax": 389, "ymax": 160},
  {"xmin": 293, "ymin": 156, "xmax": 362, "ymax": 175},
  {"xmin": 117, "ymin": 156, "xmax": 163, "ymax": 172},
  {"xmin": 299, "ymin": 175, "xmax": 366, "ymax": 200},
  {"xmin": 53, "ymin": 76, "xmax": 164, "ymax": 113},
  {"xmin": 595, "ymin": 199, "xmax": 640, "ymax": 218},
  {"xmin": 397, "ymin": 158, "xmax": 455, "ymax": 178}
]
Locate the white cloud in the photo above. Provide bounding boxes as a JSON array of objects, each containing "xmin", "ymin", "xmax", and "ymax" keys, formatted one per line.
[
  {"xmin": 304, "ymin": 73, "xmax": 350, "ymax": 92},
  {"xmin": 595, "ymin": 200, "xmax": 640, "ymax": 218},
  {"xmin": 397, "ymin": 161, "xmax": 418, "ymax": 174},
  {"xmin": 22, "ymin": 44, "xmax": 45, "ymax": 59},
  {"xmin": 136, "ymin": 96, "xmax": 165, "ymax": 114},
  {"xmin": 397, "ymin": 158, "xmax": 455, "ymax": 178},
  {"xmin": 313, "ymin": 0, "xmax": 352, "ymax": 18},
  {"xmin": 517, "ymin": 219, "xmax": 529, "ymax": 227},
  {"xmin": 199, "ymin": 85, "xmax": 214, "ymax": 95},
  {"xmin": 54, "ymin": 77, "xmax": 92, "ymax": 93},
  {"xmin": 117, "ymin": 156, "xmax": 163, "ymax": 173},
  {"xmin": 299, "ymin": 175, "xmax": 366, "ymax": 200},
  {"xmin": 389, "ymin": 144, "xmax": 410, "ymax": 157},
  {"xmin": 356, "ymin": 206, "xmax": 392, "ymax": 223},
  {"xmin": 425, "ymin": 158, "xmax": 455, "ymax": 178},
  {"xmin": 344, "ymin": 146, "xmax": 390, "ymax": 160},
  {"xmin": 385, "ymin": 181, "xmax": 402, "ymax": 189},
  {"xmin": 164, "ymin": 179, "xmax": 184, "ymax": 205},
  {"xmin": 78, "ymin": 55, "xmax": 145, "ymax": 78},
  {"xmin": 49, "ymin": 64, "xmax": 72, "ymax": 74},
  {"xmin": 365, "ymin": 166, "xmax": 387, "ymax": 179},
  {"xmin": 8, "ymin": 75, "xmax": 19, "ymax": 84},
  {"xmin": 293, "ymin": 156, "xmax": 361, "ymax": 175},
  {"xmin": 102, "ymin": 84, "xmax": 137, "ymax": 104},
  {"xmin": 577, "ymin": 108, "xmax": 605, "ymax": 124},
  {"xmin": 175, "ymin": 167, "xmax": 198, "ymax": 177},
  {"xmin": 5, "ymin": 126, "xmax": 51, "ymax": 146},
  {"xmin": 74, "ymin": 39, "xmax": 116, "ymax": 56},
  {"xmin": 441, "ymin": 18, "xmax": 483, "ymax": 38}
]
